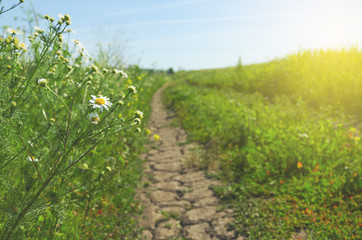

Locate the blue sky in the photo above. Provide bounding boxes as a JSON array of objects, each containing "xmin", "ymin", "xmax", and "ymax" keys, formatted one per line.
[{"xmin": 2, "ymin": 0, "xmax": 362, "ymax": 70}]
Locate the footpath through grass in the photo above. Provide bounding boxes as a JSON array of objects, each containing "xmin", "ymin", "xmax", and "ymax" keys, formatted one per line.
[{"xmin": 164, "ymin": 49, "xmax": 361, "ymax": 239}]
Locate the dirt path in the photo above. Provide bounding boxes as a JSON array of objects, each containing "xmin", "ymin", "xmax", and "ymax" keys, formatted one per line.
[{"xmin": 139, "ymin": 85, "xmax": 243, "ymax": 240}]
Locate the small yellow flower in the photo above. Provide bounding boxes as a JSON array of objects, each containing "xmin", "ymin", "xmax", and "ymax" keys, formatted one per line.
[
  {"xmin": 355, "ymin": 136, "xmax": 361, "ymax": 141},
  {"xmin": 154, "ymin": 134, "xmax": 160, "ymax": 141},
  {"xmin": 145, "ymin": 129, "xmax": 151, "ymax": 135},
  {"xmin": 350, "ymin": 127, "xmax": 357, "ymax": 133}
]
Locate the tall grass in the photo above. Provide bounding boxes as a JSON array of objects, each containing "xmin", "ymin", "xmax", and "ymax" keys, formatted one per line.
[{"xmin": 0, "ymin": 9, "xmax": 166, "ymax": 239}]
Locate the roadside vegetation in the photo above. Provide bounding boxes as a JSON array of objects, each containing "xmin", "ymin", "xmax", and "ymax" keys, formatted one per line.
[
  {"xmin": 0, "ymin": 4, "xmax": 167, "ymax": 239},
  {"xmin": 165, "ymin": 49, "xmax": 362, "ymax": 239}
]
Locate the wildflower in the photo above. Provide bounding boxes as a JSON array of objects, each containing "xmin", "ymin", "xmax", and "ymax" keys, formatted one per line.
[
  {"xmin": 91, "ymin": 64, "xmax": 99, "ymax": 72},
  {"xmin": 112, "ymin": 69, "xmax": 127, "ymax": 77},
  {"xmin": 58, "ymin": 13, "xmax": 64, "ymax": 20},
  {"xmin": 350, "ymin": 127, "xmax": 357, "ymax": 133},
  {"xmin": 89, "ymin": 95, "xmax": 112, "ymax": 112},
  {"xmin": 63, "ymin": 14, "xmax": 70, "ymax": 21},
  {"xmin": 135, "ymin": 110, "xmax": 143, "ymax": 119},
  {"xmin": 118, "ymin": 100, "xmax": 124, "ymax": 106},
  {"xmin": 355, "ymin": 136, "xmax": 360, "ymax": 141},
  {"xmin": 81, "ymin": 163, "xmax": 89, "ymax": 169},
  {"xmin": 154, "ymin": 134, "xmax": 160, "ymax": 141},
  {"xmin": 89, "ymin": 112, "xmax": 100, "ymax": 124},
  {"xmin": 298, "ymin": 133, "xmax": 309, "ymax": 139},
  {"xmin": 28, "ymin": 156, "xmax": 39, "ymax": 162},
  {"xmin": 65, "ymin": 29, "xmax": 76, "ymax": 33},
  {"xmin": 37, "ymin": 78, "xmax": 47, "ymax": 87},
  {"xmin": 19, "ymin": 43, "xmax": 26, "ymax": 50},
  {"xmin": 145, "ymin": 129, "xmax": 151, "ymax": 135},
  {"xmin": 133, "ymin": 118, "xmax": 141, "ymax": 125},
  {"xmin": 128, "ymin": 85, "xmax": 137, "ymax": 94},
  {"xmin": 6, "ymin": 27, "xmax": 18, "ymax": 35},
  {"xmin": 34, "ymin": 26, "xmax": 44, "ymax": 33},
  {"xmin": 280, "ymin": 180, "xmax": 284, "ymax": 184},
  {"xmin": 297, "ymin": 161, "xmax": 303, "ymax": 169}
]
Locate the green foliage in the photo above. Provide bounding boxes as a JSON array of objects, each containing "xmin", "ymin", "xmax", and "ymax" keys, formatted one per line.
[
  {"xmin": 164, "ymin": 50, "xmax": 362, "ymax": 239},
  {"xmin": 0, "ymin": 13, "xmax": 166, "ymax": 239}
]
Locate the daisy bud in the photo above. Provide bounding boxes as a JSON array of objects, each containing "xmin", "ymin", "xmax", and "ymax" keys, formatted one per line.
[
  {"xmin": 135, "ymin": 110, "xmax": 143, "ymax": 119},
  {"xmin": 128, "ymin": 85, "xmax": 137, "ymax": 94},
  {"xmin": 37, "ymin": 78, "xmax": 47, "ymax": 87},
  {"xmin": 89, "ymin": 112, "xmax": 100, "ymax": 124},
  {"xmin": 64, "ymin": 14, "xmax": 71, "ymax": 22},
  {"xmin": 91, "ymin": 64, "xmax": 98, "ymax": 72},
  {"xmin": 133, "ymin": 118, "xmax": 141, "ymax": 125},
  {"xmin": 11, "ymin": 101, "xmax": 16, "ymax": 107},
  {"xmin": 118, "ymin": 100, "xmax": 124, "ymax": 106}
]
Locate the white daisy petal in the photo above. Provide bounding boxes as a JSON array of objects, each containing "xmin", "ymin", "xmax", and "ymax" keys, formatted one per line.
[{"xmin": 89, "ymin": 95, "xmax": 112, "ymax": 111}]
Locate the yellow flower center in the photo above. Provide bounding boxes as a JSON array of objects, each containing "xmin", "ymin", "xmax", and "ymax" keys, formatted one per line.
[
  {"xmin": 91, "ymin": 117, "xmax": 99, "ymax": 122},
  {"xmin": 95, "ymin": 98, "xmax": 105, "ymax": 105}
]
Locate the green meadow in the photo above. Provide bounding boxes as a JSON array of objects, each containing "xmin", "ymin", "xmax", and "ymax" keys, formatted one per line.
[
  {"xmin": 165, "ymin": 49, "xmax": 361, "ymax": 239},
  {"xmin": 1, "ymin": 2, "xmax": 361, "ymax": 240}
]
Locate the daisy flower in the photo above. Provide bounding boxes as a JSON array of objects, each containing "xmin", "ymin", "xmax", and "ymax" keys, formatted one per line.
[
  {"xmin": 112, "ymin": 69, "xmax": 128, "ymax": 78},
  {"xmin": 89, "ymin": 112, "xmax": 100, "ymax": 124},
  {"xmin": 34, "ymin": 26, "xmax": 44, "ymax": 33},
  {"xmin": 37, "ymin": 78, "xmax": 47, "ymax": 86},
  {"xmin": 28, "ymin": 156, "xmax": 39, "ymax": 162},
  {"xmin": 89, "ymin": 95, "xmax": 112, "ymax": 112},
  {"xmin": 128, "ymin": 85, "xmax": 137, "ymax": 94},
  {"xmin": 135, "ymin": 110, "xmax": 143, "ymax": 119},
  {"xmin": 6, "ymin": 27, "xmax": 18, "ymax": 35}
]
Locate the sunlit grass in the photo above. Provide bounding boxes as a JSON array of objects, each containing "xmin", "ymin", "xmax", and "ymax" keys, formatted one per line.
[{"xmin": 165, "ymin": 49, "xmax": 362, "ymax": 239}]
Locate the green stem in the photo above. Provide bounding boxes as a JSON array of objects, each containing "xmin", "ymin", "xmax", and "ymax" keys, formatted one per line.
[{"xmin": 45, "ymin": 85, "xmax": 72, "ymax": 115}]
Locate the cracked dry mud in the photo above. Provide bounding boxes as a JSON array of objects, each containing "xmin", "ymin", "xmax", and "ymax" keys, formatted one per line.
[{"xmin": 139, "ymin": 85, "xmax": 244, "ymax": 240}]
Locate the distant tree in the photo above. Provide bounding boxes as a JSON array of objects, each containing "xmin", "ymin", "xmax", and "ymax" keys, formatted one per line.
[{"xmin": 167, "ymin": 67, "xmax": 175, "ymax": 74}]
